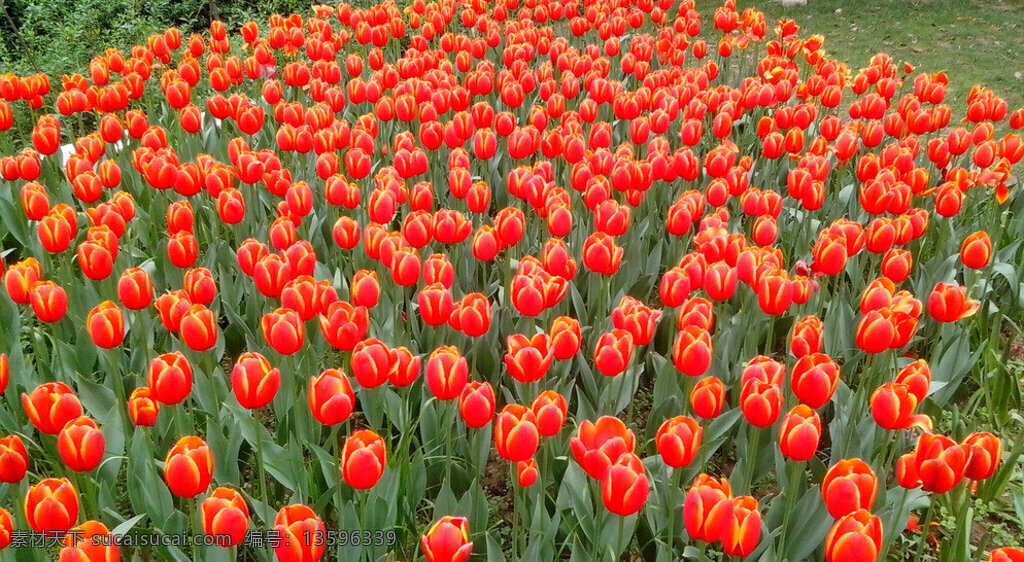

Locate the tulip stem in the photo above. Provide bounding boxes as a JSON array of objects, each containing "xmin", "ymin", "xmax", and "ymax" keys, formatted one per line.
[
  {"xmin": 778, "ymin": 460, "xmax": 804, "ymax": 557},
  {"xmin": 666, "ymin": 467, "xmax": 682, "ymax": 551},
  {"xmin": 251, "ymin": 413, "xmax": 270, "ymax": 520},
  {"xmin": 915, "ymin": 496, "xmax": 936, "ymax": 561}
]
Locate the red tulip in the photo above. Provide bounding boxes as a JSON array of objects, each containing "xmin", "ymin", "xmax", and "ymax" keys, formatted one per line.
[
  {"xmin": 29, "ymin": 281, "xmax": 68, "ymax": 323},
  {"xmin": 570, "ymin": 416, "xmax": 636, "ymax": 480},
  {"xmin": 128, "ymin": 387, "xmax": 159, "ymax": 426},
  {"xmin": 24, "ymin": 478, "xmax": 79, "ymax": 533},
  {"xmin": 421, "ymin": 516, "xmax": 473, "ymax": 562},
  {"xmin": 690, "ymin": 376, "xmax": 726, "ymax": 420},
  {"xmin": 56, "ymin": 416, "xmax": 105, "ymax": 472},
  {"xmin": 319, "ymin": 301, "xmax": 369, "ymax": 351},
  {"xmin": 351, "ymin": 338, "xmax": 391, "ymax": 389},
  {"xmin": 960, "ymin": 231, "xmax": 992, "ymax": 270},
  {"xmin": 601, "ymin": 453, "xmax": 649, "ymax": 516},
  {"xmin": 341, "ymin": 429, "xmax": 386, "ymax": 490},
  {"xmin": 231, "ymin": 352, "xmax": 280, "ymax": 409},
  {"xmin": 21, "ymin": 381, "xmax": 83, "ymax": 434},
  {"xmin": 790, "ymin": 353, "xmax": 840, "ymax": 408},
  {"xmin": 673, "ymin": 326, "xmax": 713, "ymax": 377},
  {"xmin": 0, "ymin": 435, "xmax": 29, "ymax": 483},
  {"xmin": 426, "ymin": 346, "xmax": 469, "ymax": 400},
  {"xmin": 493, "ymin": 404, "xmax": 540, "ymax": 462},
  {"xmin": 910, "ymin": 433, "xmax": 969, "ymax": 493},
  {"xmin": 86, "ymin": 301, "xmax": 124, "ymax": 348},
  {"xmin": 262, "ymin": 308, "xmax": 305, "ymax": 355},
  {"xmin": 504, "ymin": 334, "xmax": 553, "ymax": 383},
  {"xmin": 273, "ymin": 504, "xmax": 326, "ymax": 562},
  {"xmin": 821, "ymin": 459, "xmax": 878, "ymax": 518},
  {"xmin": 963, "ymin": 431, "xmax": 1001, "ymax": 481},
  {"xmin": 164, "ymin": 436, "xmax": 214, "ymax": 498},
  {"xmin": 684, "ymin": 473, "xmax": 732, "ymax": 542},
  {"xmin": 779, "ymin": 405, "xmax": 821, "ymax": 461},
  {"xmin": 824, "ymin": 509, "xmax": 882, "ymax": 562},
  {"xmin": 59, "ymin": 520, "xmax": 119, "ymax": 560},
  {"xmin": 180, "ymin": 304, "xmax": 217, "ymax": 351},
  {"xmin": 582, "ymin": 232, "xmax": 624, "ymax": 275},
  {"xmin": 656, "ymin": 415, "xmax": 703, "ymax": 468},
  {"xmin": 118, "ymin": 267, "xmax": 154, "ymax": 310},
  {"xmin": 593, "ymin": 329, "xmax": 634, "ymax": 377},
  {"xmin": 458, "ymin": 381, "xmax": 496, "ymax": 428},
  {"xmin": 200, "ymin": 487, "xmax": 250, "ymax": 546},
  {"xmin": 927, "ymin": 282, "xmax": 980, "ymax": 322}
]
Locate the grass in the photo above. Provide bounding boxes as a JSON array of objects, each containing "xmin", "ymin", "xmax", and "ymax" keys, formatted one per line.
[{"xmin": 737, "ymin": 0, "xmax": 1024, "ymax": 113}]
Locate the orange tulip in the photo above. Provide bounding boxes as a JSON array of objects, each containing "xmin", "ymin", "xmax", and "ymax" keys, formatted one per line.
[
  {"xmin": 85, "ymin": 301, "xmax": 124, "ymax": 348},
  {"xmin": 494, "ymin": 404, "xmax": 540, "ymax": 462},
  {"xmin": 821, "ymin": 459, "xmax": 878, "ymax": 518},
  {"xmin": 960, "ymin": 231, "xmax": 992, "ymax": 270},
  {"xmin": 59, "ymin": 520, "xmax": 119, "ymax": 560},
  {"xmin": 231, "ymin": 352, "xmax": 280, "ymax": 409},
  {"xmin": 308, "ymin": 369, "xmax": 356, "ymax": 425},
  {"xmin": 128, "ymin": 387, "xmax": 160, "ymax": 426}
]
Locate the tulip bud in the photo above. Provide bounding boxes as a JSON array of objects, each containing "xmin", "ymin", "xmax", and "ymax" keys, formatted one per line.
[
  {"xmin": 426, "ymin": 346, "xmax": 469, "ymax": 400},
  {"xmin": 822, "ymin": 459, "xmax": 878, "ymax": 518},
  {"xmin": 824, "ymin": 509, "xmax": 882, "ymax": 562},
  {"xmin": 0, "ymin": 435, "xmax": 29, "ymax": 483},
  {"xmin": 128, "ymin": 387, "xmax": 160, "ymax": 426},
  {"xmin": 601, "ymin": 453, "xmax": 650, "ymax": 516}
]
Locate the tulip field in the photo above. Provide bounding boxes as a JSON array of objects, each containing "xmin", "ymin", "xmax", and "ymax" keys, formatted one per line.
[{"xmin": 3, "ymin": 0, "xmax": 1024, "ymax": 559}]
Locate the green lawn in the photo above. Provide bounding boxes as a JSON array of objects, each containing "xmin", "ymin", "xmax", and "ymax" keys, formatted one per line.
[{"xmin": 739, "ymin": 0, "xmax": 1024, "ymax": 114}]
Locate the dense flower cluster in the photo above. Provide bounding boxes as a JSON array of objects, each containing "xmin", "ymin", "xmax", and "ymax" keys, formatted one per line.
[{"xmin": 1, "ymin": 0, "xmax": 1023, "ymax": 559}]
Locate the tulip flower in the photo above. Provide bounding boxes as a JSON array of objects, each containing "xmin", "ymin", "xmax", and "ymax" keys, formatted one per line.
[
  {"xmin": 550, "ymin": 316, "xmax": 582, "ymax": 359},
  {"xmin": 909, "ymin": 433, "xmax": 969, "ymax": 494},
  {"xmin": 231, "ymin": 352, "xmax": 280, "ymax": 409},
  {"xmin": 791, "ymin": 353, "xmax": 840, "ymax": 408},
  {"xmin": 308, "ymin": 369, "xmax": 356, "ymax": 426},
  {"xmin": 531, "ymin": 391, "xmax": 568, "ymax": 437},
  {"xmin": 593, "ymin": 329, "xmax": 634, "ymax": 377},
  {"xmin": 582, "ymin": 232, "xmax": 624, "ymax": 275},
  {"xmin": 273, "ymin": 504, "xmax": 326, "ymax": 562},
  {"xmin": 0, "ymin": 435, "xmax": 29, "ymax": 483},
  {"xmin": 990, "ymin": 547, "xmax": 1024, "ymax": 562},
  {"xmin": 721, "ymin": 495, "xmax": 763, "ymax": 557},
  {"xmin": 350, "ymin": 270, "xmax": 380, "ymax": 308},
  {"xmin": 426, "ymin": 346, "xmax": 469, "ymax": 400},
  {"xmin": 458, "ymin": 381, "xmax": 496, "ymax": 428},
  {"xmin": 164, "ymin": 436, "xmax": 214, "ymax": 498},
  {"xmin": 0, "ymin": 509, "xmax": 10, "ymax": 550},
  {"xmin": 180, "ymin": 304, "xmax": 217, "ymax": 351},
  {"xmin": 690, "ymin": 376, "xmax": 726, "ymax": 420},
  {"xmin": 86, "ymin": 301, "xmax": 125, "ymax": 348},
  {"xmin": 200, "ymin": 487, "xmax": 250, "ymax": 546},
  {"xmin": 790, "ymin": 315, "xmax": 824, "ymax": 358},
  {"xmin": 28, "ymin": 281, "xmax": 68, "ymax": 323},
  {"xmin": 927, "ymin": 282, "xmax": 980, "ymax": 322},
  {"xmin": 960, "ymin": 231, "xmax": 993, "ymax": 269},
  {"xmin": 779, "ymin": 405, "xmax": 821, "ymax": 461},
  {"xmin": 21, "ymin": 382, "xmax": 83, "ymax": 435},
  {"xmin": 56, "ymin": 417, "xmax": 105, "ymax": 472},
  {"xmin": 822, "ymin": 459, "xmax": 878, "ymax": 518},
  {"xmin": 517, "ymin": 458, "xmax": 539, "ymax": 487},
  {"xmin": 870, "ymin": 383, "xmax": 919, "ymax": 430},
  {"xmin": 601, "ymin": 453, "xmax": 650, "ymax": 516},
  {"xmin": 684, "ymin": 473, "xmax": 732, "ymax": 542},
  {"xmin": 570, "ymin": 417, "xmax": 636, "ymax": 480},
  {"xmin": 673, "ymin": 326, "xmax": 713, "ymax": 377},
  {"xmin": 350, "ymin": 338, "xmax": 391, "ymax": 389},
  {"xmin": 24, "ymin": 478, "xmax": 79, "ymax": 533},
  {"xmin": 148, "ymin": 352, "xmax": 193, "ymax": 405},
  {"xmin": 739, "ymin": 380, "xmax": 783, "ymax": 428},
  {"xmin": 824, "ymin": 509, "xmax": 882, "ymax": 562},
  {"xmin": 319, "ymin": 301, "xmax": 369, "ymax": 351},
  {"xmin": 128, "ymin": 387, "xmax": 159, "ymax": 426},
  {"xmin": 656, "ymin": 416, "xmax": 703, "ymax": 468},
  {"xmin": 59, "ymin": 520, "xmax": 119, "ymax": 560},
  {"xmin": 341, "ymin": 430, "xmax": 386, "ymax": 490},
  {"xmin": 504, "ymin": 334, "xmax": 554, "ymax": 383},
  {"xmin": 494, "ymin": 405, "xmax": 540, "ymax": 462},
  {"xmin": 421, "ymin": 516, "xmax": 473, "ymax": 562},
  {"xmin": 262, "ymin": 308, "xmax": 305, "ymax": 355},
  {"xmin": 963, "ymin": 431, "xmax": 1002, "ymax": 481}
]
